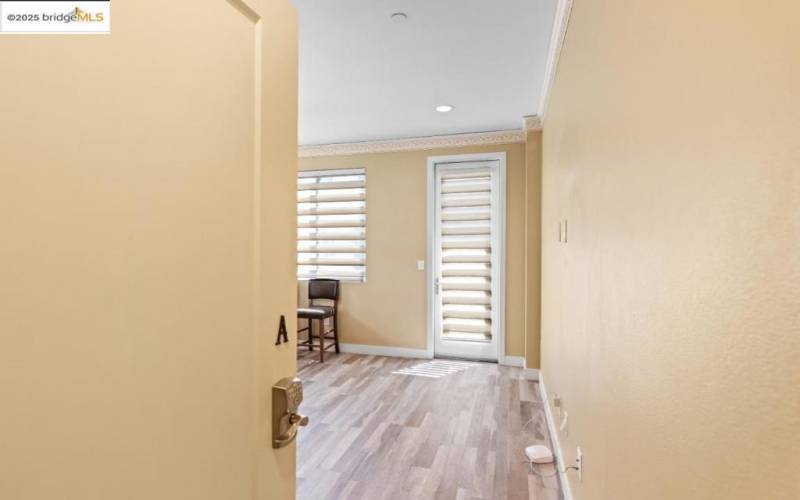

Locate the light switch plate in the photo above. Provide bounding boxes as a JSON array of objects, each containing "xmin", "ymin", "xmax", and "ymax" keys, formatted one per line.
[{"xmin": 417, "ymin": 260, "xmax": 425, "ymax": 271}]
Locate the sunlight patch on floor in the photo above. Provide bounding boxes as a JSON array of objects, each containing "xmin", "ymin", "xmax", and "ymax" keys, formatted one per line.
[{"xmin": 392, "ymin": 359, "xmax": 476, "ymax": 378}]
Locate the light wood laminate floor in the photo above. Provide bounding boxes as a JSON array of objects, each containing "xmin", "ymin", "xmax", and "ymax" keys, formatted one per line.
[{"xmin": 296, "ymin": 352, "xmax": 563, "ymax": 500}]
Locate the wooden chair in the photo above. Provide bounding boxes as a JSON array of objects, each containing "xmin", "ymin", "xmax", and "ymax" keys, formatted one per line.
[{"xmin": 297, "ymin": 279, "xmax": 340, "ymax": 362}]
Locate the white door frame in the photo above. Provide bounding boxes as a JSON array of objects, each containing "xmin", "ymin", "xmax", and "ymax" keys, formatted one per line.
[{"xmin": 426, "ymin": 152, "xmax": 506, "ymax": 361}]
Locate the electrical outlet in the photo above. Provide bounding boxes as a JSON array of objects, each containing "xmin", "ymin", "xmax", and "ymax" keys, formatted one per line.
[{"xmin": 576, "ymin": 447, "xmax": 583, "ymax": 481}]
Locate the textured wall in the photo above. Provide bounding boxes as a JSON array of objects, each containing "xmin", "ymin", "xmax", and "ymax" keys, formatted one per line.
[
  {"xmin": 300, "ymin": 142, "xmax": 528, "ymax": 358},
  {"xmin": 541, "ymin": 0, "xmax": 800, "ymax": 498}
]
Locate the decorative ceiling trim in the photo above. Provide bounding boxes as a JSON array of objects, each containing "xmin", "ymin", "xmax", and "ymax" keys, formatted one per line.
[
  {"xmin": 298, "ymin": 129, "xmax": 526, "ymax": 158},
  {"xmin": 538, "ymin": 0, "xmax": 574, "ymax": 122},
  {"xmin": 522, "ymin": 115, "xmax": 543, "ymax": 132}
]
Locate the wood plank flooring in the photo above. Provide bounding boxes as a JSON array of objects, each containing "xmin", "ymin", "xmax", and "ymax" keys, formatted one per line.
[{"xmin": 296, "ymin": 352, "xmax": 563, "ymax": 500}]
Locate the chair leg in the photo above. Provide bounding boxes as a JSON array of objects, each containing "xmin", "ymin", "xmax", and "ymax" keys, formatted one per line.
[
  {"xmin": 333, "ymin": 312, "xmax": 340, "ymax": 353},
  {"xmin": 318, "ymin": 318, "xmax": 325, "ymax": 363},
  {"xmin": 307, "ymin": 318, "xmax": 313, "ymax": 351}
]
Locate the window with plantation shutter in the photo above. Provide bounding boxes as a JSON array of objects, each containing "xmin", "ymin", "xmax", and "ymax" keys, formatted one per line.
[{"xmin": 297, "ymin": 168, "xmax": 366, "ymax": 282}]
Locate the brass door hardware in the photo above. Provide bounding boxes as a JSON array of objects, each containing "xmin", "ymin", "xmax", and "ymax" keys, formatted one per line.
[{"xmin": 272, "ymin": 377, "xmax": 308, "ymax": 448}]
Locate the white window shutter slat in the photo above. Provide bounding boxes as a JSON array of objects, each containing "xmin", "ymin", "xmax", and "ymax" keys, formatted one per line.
[
  {"xmin": 439, "ymin": 168, "xmax": 493, "ymax": 342},
  {"xmin": 297, "ymin": 168, "xmax": 366, "ymax": 282}
]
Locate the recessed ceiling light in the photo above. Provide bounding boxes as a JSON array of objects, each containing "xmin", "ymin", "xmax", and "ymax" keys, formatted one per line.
[
  {"xmin": 436, "ymin": 104, "xmax": 454, "ymax": 113},
  {"xmin": 391, "ymin": 12, "xmax": 408, "ymax": 23}
]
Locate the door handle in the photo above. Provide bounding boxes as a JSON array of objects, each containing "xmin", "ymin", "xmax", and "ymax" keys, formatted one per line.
[
  {"xmin": 272, "ymin": 377, "xmax": 309, "ymax": 449},
  {"xmin": 274, "ymin": 413, "xmax": 309, "ymax": 448}
]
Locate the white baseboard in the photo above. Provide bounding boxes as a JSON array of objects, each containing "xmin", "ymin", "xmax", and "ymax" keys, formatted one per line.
[
  {"xmin": 338, "ymin": 346, "xmax": 529, "ymax": 367},
  {"xmin": 338, "ymin": 343, "xmax": 431, "ymax": 359},
  {"xmin": 499, "ymin": 355, "xmax": 525, "ymax": 367},
  {"xmin": 539, "ymin": 375, "xmax": 573, "ymax": 500},
  {"xmin": 523, "ymin": 368, "xmax": 540, "ymax": 381}
]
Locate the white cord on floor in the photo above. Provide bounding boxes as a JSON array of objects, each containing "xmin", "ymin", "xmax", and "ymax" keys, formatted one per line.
[
  {"xmin": 521, "ymin": 416, "xmax": 537, "ymax": 433},
  {"xmin": 520, "ymin": 416, "xmax": 578, "ymax": 478},
  {"xmin": 526, "ymin": 460, "xmax": 560, "ymax": 477}
]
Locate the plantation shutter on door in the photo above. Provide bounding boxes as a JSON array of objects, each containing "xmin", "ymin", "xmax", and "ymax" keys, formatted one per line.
[
  {"xmin": 297, "ymin": 168, "xmax": 366, "ymax": 281},
  {"xmin": 439, "ymin": 168, "xmax": 493, "ymax": 342}
]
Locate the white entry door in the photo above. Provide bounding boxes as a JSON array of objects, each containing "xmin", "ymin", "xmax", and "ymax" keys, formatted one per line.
[{"xmin": 428, "ymin": 154, "xmax": 505, "ymax": 361}]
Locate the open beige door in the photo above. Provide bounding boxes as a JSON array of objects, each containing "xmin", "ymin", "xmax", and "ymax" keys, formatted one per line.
[{"xmin": 0, "ymin": 1, "xmax": 298, "ymax": 499}]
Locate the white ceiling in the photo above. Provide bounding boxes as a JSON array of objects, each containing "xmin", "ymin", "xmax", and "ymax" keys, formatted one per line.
[{"xmin": 294, "ymin": 0, "xmax": 558, "ymax": 146}]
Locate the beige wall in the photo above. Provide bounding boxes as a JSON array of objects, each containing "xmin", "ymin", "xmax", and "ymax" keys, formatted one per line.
[
  {"xmin": 524, "ymin": 130, "xmax": 543, "ymax": 370},
  {"xmin": 299, "ymin": 142, "xmax": 527, "ymax": 358},
  {"xmin": 541, "ymin": 1, "xmax": 800, "ymax": 499}
]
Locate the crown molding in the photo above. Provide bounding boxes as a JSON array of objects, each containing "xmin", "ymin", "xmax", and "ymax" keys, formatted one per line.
[
  {"xmin": 538, "ymin": 0, "xmax": 574, "ymax": 122},
  {"xmin": 523, "ymin": 115, "xmax": 543, "ymax": 132},
  {"xmin": 298, "ymin": 129, "xmax": 526, "ymax": 158}
]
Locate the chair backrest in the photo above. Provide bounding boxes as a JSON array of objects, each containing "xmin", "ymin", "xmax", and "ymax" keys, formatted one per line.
[{"xmin": 308, "ymin": 279, "xmax": 340, "ymax": 303}]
